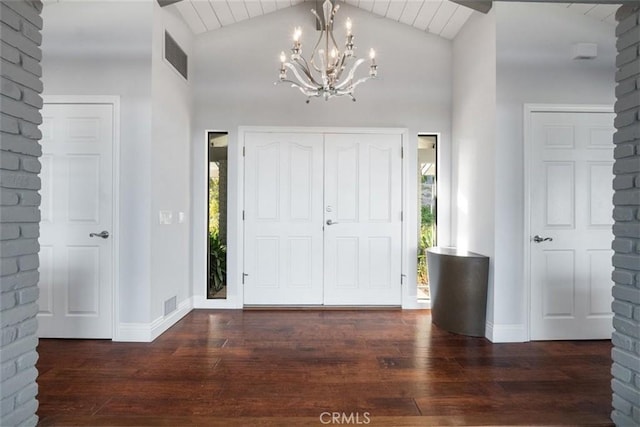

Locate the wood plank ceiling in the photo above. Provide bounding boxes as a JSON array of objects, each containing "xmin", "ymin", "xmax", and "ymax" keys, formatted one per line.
[{"xmin": 171, "ymin": 0, "xmax": 619, "ymax": 39}]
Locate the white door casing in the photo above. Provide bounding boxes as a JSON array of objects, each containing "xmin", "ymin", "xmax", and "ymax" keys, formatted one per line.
[
  {"xmin": 38, "ymin": 99, "xmax": 118, "ymax": 339},
  {"xmin": 323, "ymin": 133, "xmax": 402, "ymax": 305},
  {"xmin": 243, "ymin": 130, "xmax": 403, "ymax": 306},
  {"xmin": 527, "ymin": 106, "xmax": 615, "ymax": 340}
]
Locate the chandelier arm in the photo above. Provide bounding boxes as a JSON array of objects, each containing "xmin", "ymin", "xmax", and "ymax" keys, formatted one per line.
[
  {"xmin": 328, "ymin": 28, "xmax": 340, "ymax": 61},
  {"xmin": 334, "ymin": 53, "xmax": 348, "ymax": 81},
  {"xmin": 277, "ymin": 78, "xmax": 319, "ymax": 98},
  {"xmin": 339, "ymin": 76, "xmax": 371, "ymax": 93},
  {"xmin": 292, "ymin": 58, "xmax": 322, "ymax": 87},
  {"xmin": 309, "ymin": 9, "xmax": 325, "ymax": 74},
  {"xmin": 283, "ymin": 63, "xmax": 321, "ymax": 91},
  {"xmin": 296, "ymin": 84, "xmax": 317, "ymax": 97},
  {"xmin": 333, "ymin": 58, "xmax": 367, "ymax": 90}
]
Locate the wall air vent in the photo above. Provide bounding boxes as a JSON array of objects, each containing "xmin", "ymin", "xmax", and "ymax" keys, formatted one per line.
[
  {"xmin": 164, "ymin": 296, "xmax": 177, "ymax": 316},
  {"xmin": 164, "ymin": 31, "xmax": 188, "ymax": 80}
]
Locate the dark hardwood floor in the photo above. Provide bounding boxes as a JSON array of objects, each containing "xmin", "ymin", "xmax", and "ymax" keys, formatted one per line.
[{"xmin": 36, "ymin": 310, "xmax": 613, "ymax": 426}]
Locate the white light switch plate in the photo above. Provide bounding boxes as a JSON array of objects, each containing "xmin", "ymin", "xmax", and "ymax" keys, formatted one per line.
[
  {"xmin": 178, "ymin": 212, "xmax": 185, "ymax": 224},
  {"xmin": 159, "ymin": 210, "xmax": 173, "ymax": 225}
]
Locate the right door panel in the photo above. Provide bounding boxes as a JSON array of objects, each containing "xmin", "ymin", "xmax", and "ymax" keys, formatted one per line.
[{"xmin": 323, "ymin": 133, "xmax": 402, "ymax": 305}]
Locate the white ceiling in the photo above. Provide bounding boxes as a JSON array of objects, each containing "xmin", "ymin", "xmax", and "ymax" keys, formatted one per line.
[
  {"xmin": 40, "ymin": 0, "xmax": 619, "ymax": 42},
  {"xmin": 172, "ymin": 0, "xmax": 475, "ymax": 40},
  {"xmin": 171, "ymin": 1, "xmax": 619, "ymax": 40}
]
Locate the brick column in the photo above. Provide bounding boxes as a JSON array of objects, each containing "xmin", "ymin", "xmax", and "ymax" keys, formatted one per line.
[
  {"xmin": 611, "ymin": 4, "xmax": 640, "ymax": 426},
  {"xmin": 0, "ymin": 1, "xmax": 43, "ymax": 426}
]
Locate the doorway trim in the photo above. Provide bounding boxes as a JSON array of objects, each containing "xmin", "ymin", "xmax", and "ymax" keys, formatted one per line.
[
  {"xmin": 523, "ymin": 103, "xmax": 614, "ymax": 342},
  {"xmin": 235, "ymin": 126, "xmax": 413, "ymax": 308},
  {"xmin": 42, "ymin": 95, "xmax": 121, "ymax": 339}
]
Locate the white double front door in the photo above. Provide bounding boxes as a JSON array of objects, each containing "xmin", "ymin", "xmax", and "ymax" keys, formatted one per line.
[
  {"xmin": 529, "ymin": 109, "xmax": 615, "ymax": 340},
  {"xmin": 243, "ymin": 131, "xmax": 402, "ymax": 306}
]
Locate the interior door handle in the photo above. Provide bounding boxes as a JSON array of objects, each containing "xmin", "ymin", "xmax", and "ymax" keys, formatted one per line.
[
  {"xmin": 326, "ymin": 219, "xmax": 339, "ymax": 226},
  {"xmin": 532, "ymin": 235, "xmax": 552, "ymax": 243},
  {"xmin": 89, "ymin": 231, "xmax": 110, "ymax": 239}
]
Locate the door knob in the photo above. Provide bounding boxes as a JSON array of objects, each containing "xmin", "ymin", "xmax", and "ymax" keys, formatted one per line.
[
  {"xmin": 89, "ymin": 231, "xmax": 110, "ymax": 239},
  {"xmin": 326, "ymin": 219, "xmax": 339, "ymax": 226},
  {"xmin": 532, "ymin": 235, "xmax": 552, "ymax": 243}
]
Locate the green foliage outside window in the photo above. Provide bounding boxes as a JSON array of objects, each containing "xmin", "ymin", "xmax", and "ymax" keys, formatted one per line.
[
  {"xmin": 417, "ymin": 205, "xmax": 435, "ymax": 284},
  {"xmin": 209, "ymin": 177, "xmax": 219, "ymax": 236}
]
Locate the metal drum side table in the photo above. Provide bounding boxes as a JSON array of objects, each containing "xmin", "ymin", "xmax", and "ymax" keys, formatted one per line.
[{"xmin": 426, "ymin": 247, "xmax": 490, "ymax": 337}]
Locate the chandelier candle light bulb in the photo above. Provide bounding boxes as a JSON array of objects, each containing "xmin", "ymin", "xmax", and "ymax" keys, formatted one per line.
[{"xmin": 276, "ymin": 0, "xmax": 377, "ymax": 102}]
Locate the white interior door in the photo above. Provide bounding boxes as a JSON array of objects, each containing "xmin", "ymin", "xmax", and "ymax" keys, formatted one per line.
[
  {"xmin": 243, "ymin": 131, "xmax": 402, "ymax": 306},
  {"xmin": 529, "ymin": 110, "xmax": 614, "ymax": 340},
  {"xmin": 243, "ymin": 132, "xmax": 324, "ymax": 305},
  {"xmin": 324, "ymin": 133, "xmax": 402, "ymax": 305},
  {"xmin": 38, "ymin": 102, "xmax": 114, "ymax": 338}
]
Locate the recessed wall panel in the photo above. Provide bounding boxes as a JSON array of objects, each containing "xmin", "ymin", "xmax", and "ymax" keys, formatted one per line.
[
  {"xmin": 545, "ymin": 126, "xmax": 574, "ymax": 148},
  {"xmin": 368, "ymin": 237, "xmax": 390, "ymax": 289},
  {"xmin": 368, "ymin": 146, "xmax": 391, "ymax": 222},
  {"xmin": 543, "ymin": 250, "xmax": 575, "ymax": 318},
  {"xmin": 67, "ymin": 246, "xmax": 99, "ymax": 315},
  {"xmin": 67, "ymin": 118, "xmax": 100, "ymax": 141},
  {"xmin": 40, "ymin": 155, "xmax": 53, "ymax": 224},
  {"xmin": 336, "ymin": 237, "xmax": 358, "ymax": 288},
  {"xmin": 256, "ymin": 237, "xmax": 279, "ymax": 288},
  {"xmin": 256, "ymin": 143, "xmax": 280, "ymax": 221},
  {"xmin": 588, "ymin": 127, "xmax": 614, "ymax": 148},
  {"xmin": 288, "ymin": 237, "xmax": 311, "ymax": 288},
  {"xmin": 68, "ymin": 155, "xmax": 100, "ymax": 223},
  {"xmin": 290, "ymin": 144, "xmax": 312, "ymax": 221},
  {"xmin": 545, "ymin": 162, "xmax": 574, "ymax": 227},
  {"xmin": 336, "ymin": 144, "xmax": 358, "ymax": 222},
  {"xmin": 588, "ymin": 249, "xmax": 613, "ymax": 316},
  {"xmin": 589, "ymin": 163, "xmax": 614, "ymax": 226}
]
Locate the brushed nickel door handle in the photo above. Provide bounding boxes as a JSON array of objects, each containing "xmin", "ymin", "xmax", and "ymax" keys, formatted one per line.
[{"xmin": 89, "ymin": 231, "xmax": 110, "ymax": 239}]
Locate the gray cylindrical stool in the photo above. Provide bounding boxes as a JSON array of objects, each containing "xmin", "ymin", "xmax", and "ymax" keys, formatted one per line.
[{"xmin": 426, "ymin": 247, "xmax": 489, "ymax": 337}]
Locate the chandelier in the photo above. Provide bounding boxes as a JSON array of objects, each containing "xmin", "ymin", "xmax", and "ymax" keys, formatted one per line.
[{"xmin": 277, "ymin": 0, "xmax": 377, "ymax": 102}]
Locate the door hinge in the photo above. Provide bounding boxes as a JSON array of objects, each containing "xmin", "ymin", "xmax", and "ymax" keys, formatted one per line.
[
  {"xmin": 242, "ymin": 210, "xmax": 245, "ymax": 220},
  {"xmin": 401, "ymin": 146, "xmax": 404, "ymax": 158},
  {"xmin": 400, "ymin": 211, "xmax": 403, "ymax": 221},
  {"xmin": 401, "ymin": 274, "xmax": 406, "ymax": 285},
  {"xmin": 243, "ymin": 146, "xmax": 246, "ymax": 157}
]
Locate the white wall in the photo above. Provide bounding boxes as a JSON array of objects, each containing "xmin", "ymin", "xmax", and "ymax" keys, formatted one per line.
[
  {"xmin": 190, "ymin": 3, "xmax": 454, "ymax": 305},
  {"xmin": 149, "ymin": 3, "xmax": 194, "ymax": 321},
  {"xmin": 494, "ymin": 3, "xmax": 616, "ymax": 338},
  {"xmin": 41, "ymin": 1, "xmax": 153, "ymax": 324},
  {"xmin": 42, "ymin": 1, "xmax": 195, "ymax": 333},
  {"xmin": 451, "ymin": 10, "xmax": 497, "ymax": 326}
]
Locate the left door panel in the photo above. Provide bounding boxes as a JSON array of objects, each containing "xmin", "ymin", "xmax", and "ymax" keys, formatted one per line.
[
  {"xmin": 38, "ymin": 103, "xmax": 113, "ymax": 338},
  {"xmin": 243, "ymin": 132, "xmax": 324, "ymax": 305}
]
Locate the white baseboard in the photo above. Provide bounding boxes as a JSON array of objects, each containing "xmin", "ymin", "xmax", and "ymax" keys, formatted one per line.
[
  {"xmin": 150, "ymin": 296, "xmax": 193, "ymax": 341},
  {"xmin": 193, "ymin": 294, "xmax": 242, "ymax": 309},
  {"xmin": 485, "ymin": 321, "xmax": 527, "ymax": 343},
  {"xmin": 113, "ymin": 322, "xmax": 152, "ymax": 342},
  {"xmin": 115, "ymin": 297, "xmax": 194, "ymax": 342}
]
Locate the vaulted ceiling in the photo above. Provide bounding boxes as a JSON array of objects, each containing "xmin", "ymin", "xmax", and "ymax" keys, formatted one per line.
[{"xmin": 169, "ymin": 0, "xmax": 619, "ymax": 40}]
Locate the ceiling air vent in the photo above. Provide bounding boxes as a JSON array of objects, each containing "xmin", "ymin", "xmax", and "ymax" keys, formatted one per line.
[{"xmin": 165, "ymin": 31, "xmax": 188, "ymax": 80}]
